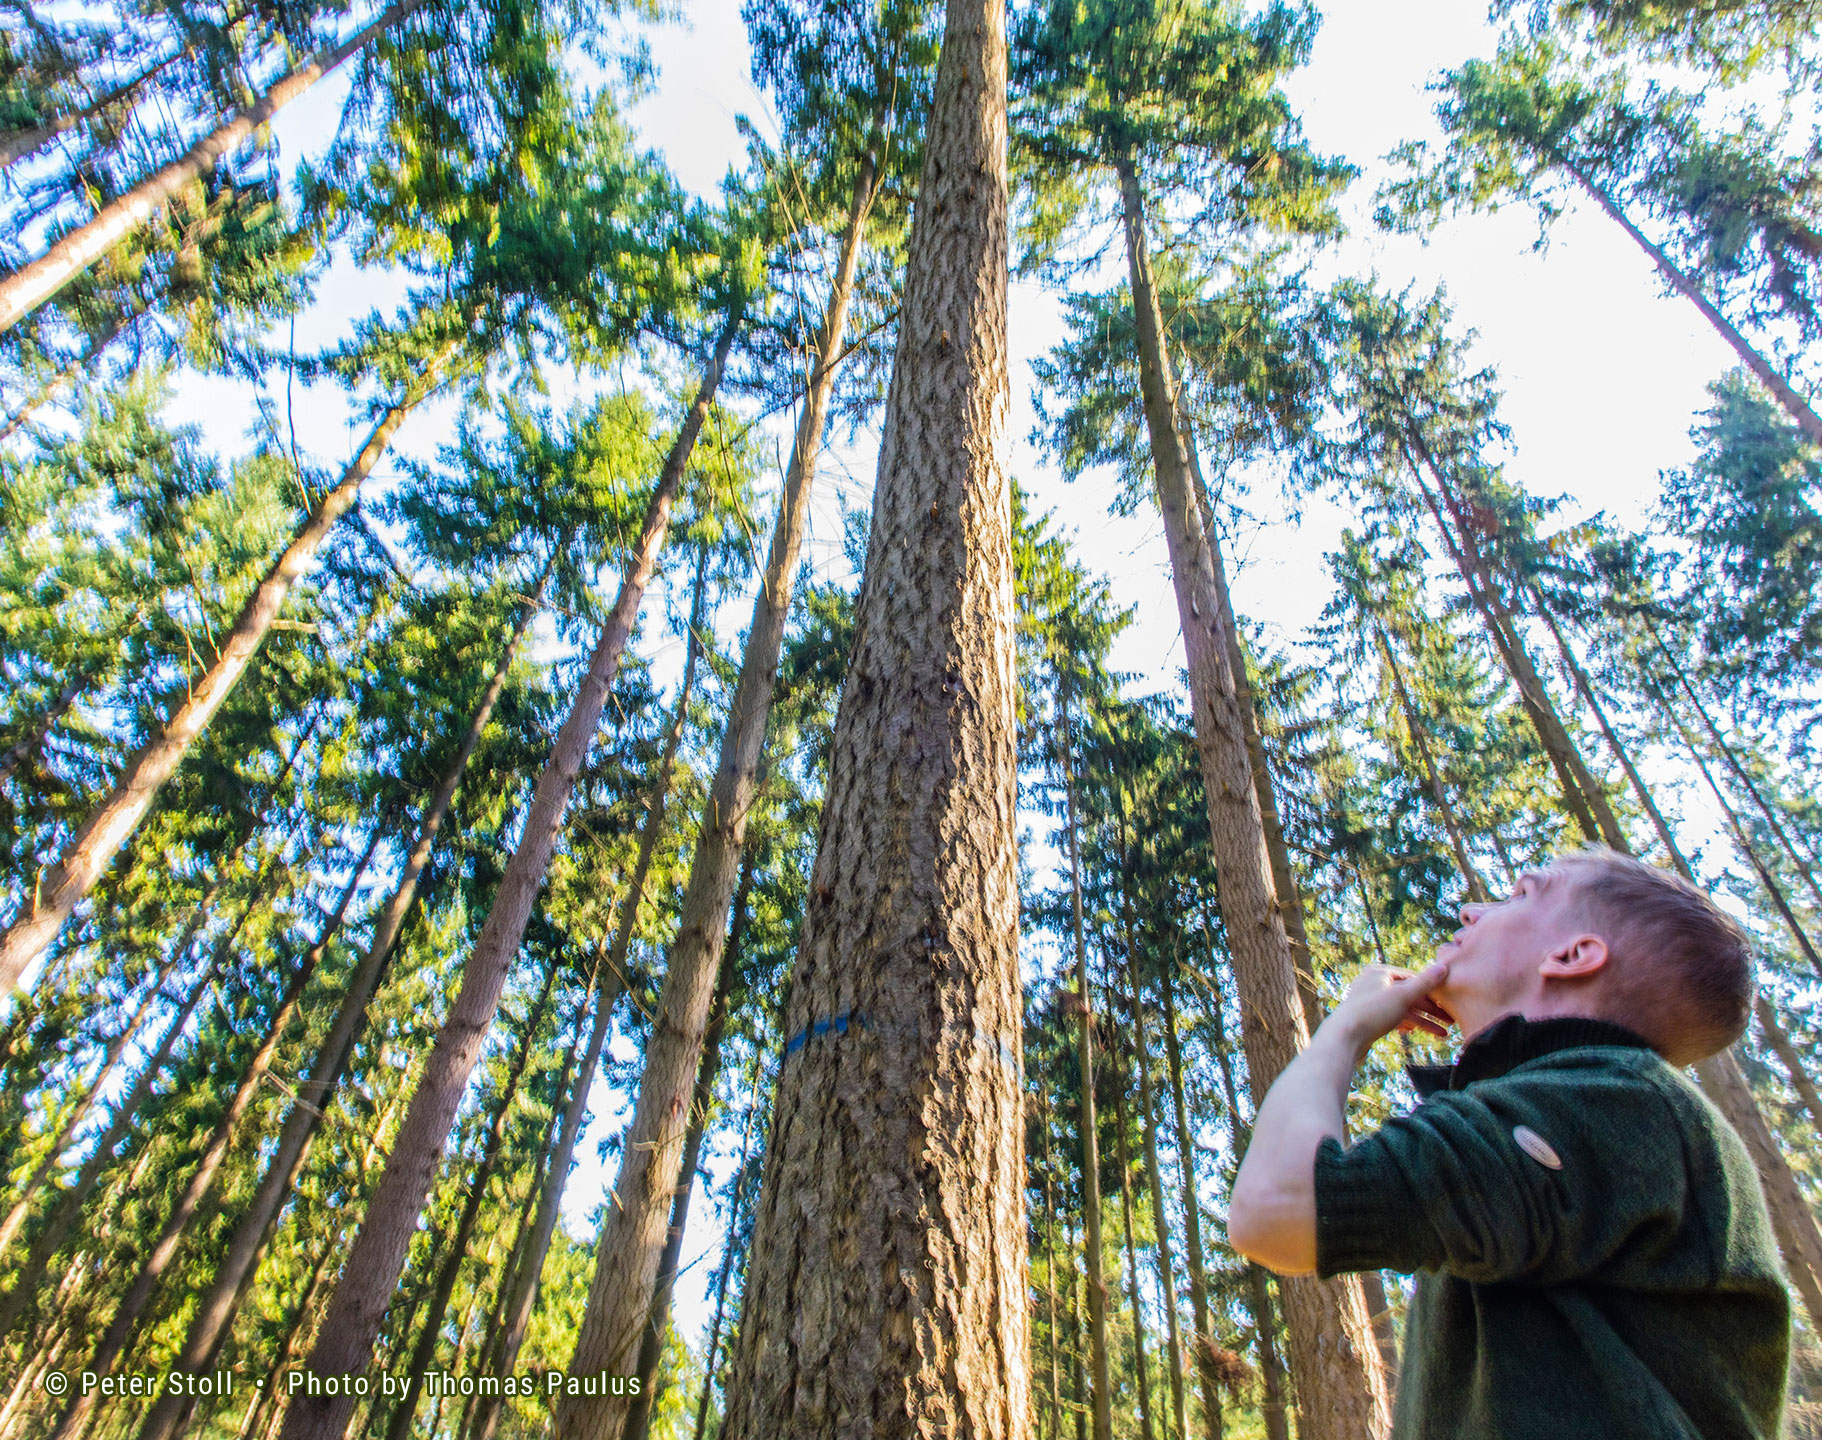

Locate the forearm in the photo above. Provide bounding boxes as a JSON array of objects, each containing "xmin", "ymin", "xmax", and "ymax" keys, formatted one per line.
[{"xmin": 1227, "ymin": 1022, "xmax": 1365, "ymax": 1275}]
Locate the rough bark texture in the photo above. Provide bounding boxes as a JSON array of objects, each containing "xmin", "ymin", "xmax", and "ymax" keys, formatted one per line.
[
  {"xmin": 133, "ymin": 590, "xmax": 539, "ymax": 1440},
  {"xmin": 0, "ymin": 368, "xmax": 445, "ymax": 994},
  {"xmin": 1059, "ymin": 700, "xmax": 1113, "ymax": 1440},
  {"xmin": 277, "ymin": 308, "xmax": 738, "ymax": 1440},
  {"xmin": 0, "ymin": 1, "xmax": 414, "ymax": 332},
  {"xmin": 1563, "ymin": 163, "xmax": 1822, "ymax": 447},
  {"xmin": 715, "ymin": 0, "xmax": 1026, "ymax": 1428},
  {"xmin": 557, "ymin": 155, "xmax": 875, "ymax": 1440},
  {"xmin": 1114, "ymin": 155, "xmax": 1389, "ymax": 1440}
]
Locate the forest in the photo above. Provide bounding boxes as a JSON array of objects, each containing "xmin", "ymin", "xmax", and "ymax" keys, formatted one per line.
[{"xmin": 1, "ymin": 0, "xmax": 1820, "ymax": 1434}]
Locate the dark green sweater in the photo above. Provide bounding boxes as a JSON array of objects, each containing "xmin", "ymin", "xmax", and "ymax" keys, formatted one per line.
[{"xmin": 1315, "ymin": 1015, "xmax": 1790, "ymax": 1440}]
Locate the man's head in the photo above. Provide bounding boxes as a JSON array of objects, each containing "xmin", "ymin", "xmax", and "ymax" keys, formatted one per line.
[{"xmin": 1433, "ymin": 848, "xmax": 1753, "ymax": 1066}]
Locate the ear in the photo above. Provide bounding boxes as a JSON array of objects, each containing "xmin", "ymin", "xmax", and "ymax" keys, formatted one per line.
[{"xmin": 1539, "ymin": 934, "xmax": 1609, "ymax": 981}]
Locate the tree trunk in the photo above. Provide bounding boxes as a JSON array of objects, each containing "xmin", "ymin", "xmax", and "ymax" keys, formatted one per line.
[
  {"xmin": 716, "ymin": 0, "xmax": 1026, "ymax": 1426},
  {"xmin": 622, "ymin": 851, "xmax": 757, "ymax": 1440},
  {"xmin": 1755, "ymin": 996, "xmax": 1822, "ymax": 1138},
  {"xmin": 0, "ymin": 864, "xmax": 280, "ymax": 1341},
  {"xmin": 1646, "ymin": 622, "xmax": 1822, "ymax": 914},
  {"xmin": 688, "ymin": 1051, "xmax": 764, "ymax": 1440},
  {"xmin": 1398, "ymin": 441, "xmax": 1614, "ymax": 848},
  {"xmin": 467, "ymin": 615, "xmax": 703, "ymax": 1440},
  {"xmin": 1111, "ymin": 1076, "xmax": 1156, "ymax": 1440},
  {"xmin": 1246, "ymin": 1267, "xmax": 1291, "ymax": 1440},
  {"xmin": 0, "ymin": 355, "xmax": 452, "ymax": 994},
  {"xmin": 1036, "ymin": 1085, "xmax": 1065, "ymax": 1440},
  {"xmin": 1111, "ymin": 858, "xmax": 1185, "ymax": 1440},
  {"xmin": 131, "ymin": 579, "xmax": 547, "ymax": 1440},
  {"xmin": 0, "ymin": 46, "xmax": 184, "ymax": 170},
  {"xmin": 47, "ymin": 828, "xmax": 381, "ymax": 1440},
  {"xmin": 557, "ymin": 152, "xmax": 876, "ymax": 1440},
  {"xmin": 0, "ymin": 918, "xmax": 192, "ymax": 1259},
  {"xmin": 1563, "ymin": 162, "xmax": 1822, "ymax": 447},
  {"xmin": 1114, "ymin": 153, "xmax": 1389, "ymax": 1440},
  {"xmin": 381, "ymin": 958, "xmax": 558, "ymax": 1440},
  {"xmin": 0, "ymin": 0, "xmax": 417, "ymax": 332},
  {"xmin": 0, "ymin": 669, "xmax": 89, "ymax": 785},
  {"xmin": 1157, "ymin": 969, "xmax": 1222, "ymax": 1440},
  {"xmin": 1059, "ymin": 697, "xmax": 1114, "ymax": 1440},
  {"xmin": 278, "ymin": 308, "xmax": 740, "ymax": 1440},
  {"xmin": 1375, "ymin": 629, "xmax": 1489, "ymax": 902}
]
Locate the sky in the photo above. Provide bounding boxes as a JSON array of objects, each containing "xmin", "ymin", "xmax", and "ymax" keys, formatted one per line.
[{"xmin": 160, "ymin": 0, "xmax": 1761, "ymax": 1363}]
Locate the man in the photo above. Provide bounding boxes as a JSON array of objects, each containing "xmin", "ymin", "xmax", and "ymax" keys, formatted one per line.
[{"xmin": 1227, "ymin": 848, "xmax": 1790, "ymax": 1439}]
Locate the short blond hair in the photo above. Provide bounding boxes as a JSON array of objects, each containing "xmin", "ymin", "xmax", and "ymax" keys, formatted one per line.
[{"xmin": 1554, "ymin": 849, "xmax": 1754, "ymax": 1067}]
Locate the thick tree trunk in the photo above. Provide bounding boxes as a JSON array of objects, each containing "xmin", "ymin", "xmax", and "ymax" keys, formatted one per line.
[
  {"xmin": 557, "ymin": 152, "xmax": 875, "ymax": 1440},
  {"xmin": 381, "ymin": 959, "xmax": 557, "ymax": 1440},
  {"xmin": 0, "ymin": 0, "xmax": 416, "ymax": 332},
  {"xmin": 716, "ymin": 0, "xmax": 1026, "ymax": 1427},
  {"xmin": 622, "ymin": 851, "xmax": 757, "ymax": 1440},
  {"xmin": 1110, "ymin": 1077, "xmax": 1156, "ymax": 1440},
  {"xmin": 1114, "ymin": 154, "xmax": 1388, "ymax": 1440},
  {"xmin": 278, "ymin": 309, "xmax": 739, "ymax": 1440},
  {"xmin": 1059, "ymin": 697, "xmax": 1114, "ymax": 1440},
  {"xmin": 132, "ymin": 575, "xmax": 548, "ymax": 1440},
  {"xmin": 48, "ymin": 829, "xmax": 381, "ymax": 1440},
  {"xmin": 0, "ymin": 866, "xmax": 273, "ymax": 1339},
  {"xmin": 1563, "ymin": 163, "xmax": 1822, "ymax": 447},
  {"xmin": 0, "ymin": 360, "xmax": 450, "ymax": 993},
  {"xmin": 1158, "ymin": 970, "xmax": 1222, "ymax": 1440}
]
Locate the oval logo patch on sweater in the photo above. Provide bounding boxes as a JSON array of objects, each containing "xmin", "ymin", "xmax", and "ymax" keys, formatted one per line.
[{"xmin": 1512, "ymin": 1125, "xmax": 1563, "ymax": 1169}]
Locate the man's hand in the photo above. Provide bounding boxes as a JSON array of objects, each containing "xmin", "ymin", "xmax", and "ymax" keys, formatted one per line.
[
  {"xmin": 1228, "ymin": 957, "xmax": 1453, "ymax": 1276},
  {"xmin": 1328, "ymin": 959, "xmax": 1454, "ymax": 1059}
]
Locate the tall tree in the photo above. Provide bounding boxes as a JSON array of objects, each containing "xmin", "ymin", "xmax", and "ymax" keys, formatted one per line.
[{"xmin": 716, "ymin": 0, "xmax": 1028, "ymax": 1424}]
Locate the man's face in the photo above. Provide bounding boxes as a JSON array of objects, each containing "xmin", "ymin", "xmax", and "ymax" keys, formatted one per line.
[{"xmin": 1433, "ymin": 866, "xmax": 1600, "ymax": 1037}]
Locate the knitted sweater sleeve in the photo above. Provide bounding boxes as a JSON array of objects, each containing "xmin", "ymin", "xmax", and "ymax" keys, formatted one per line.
[{"xmin": 1314, "ymin": 1053, "xmax": 1691, "ymax": 1285}]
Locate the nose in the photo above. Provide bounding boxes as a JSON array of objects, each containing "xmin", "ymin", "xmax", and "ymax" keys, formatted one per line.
[{"xmin": 1459, "ymin": 902, "xmax": 1486, "ymax": 926}]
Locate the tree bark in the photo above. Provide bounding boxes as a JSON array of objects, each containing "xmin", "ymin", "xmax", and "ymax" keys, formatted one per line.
[
  {"xmin": 1059, "ymin": 696, "xmax": 1114, "ymax": 1440},
  {"xmin": 0, "ymin": 354, "xmax": 452, "ymax": 994},
  {"xmin": 622, "ymin": 850, "xmax": 757, "ymax": 1440},
  {"xmin": 131, "ymin": 574, "xmax": 548, "ymax": 1440},
  {"xmin": 278, "ymin": 304, "xmax": 739, "ymax": 1440},
  {"xmin": 1563, "ymin": 162, "xmax": 1822, "ymax": 447},
  {"xmin": 557, "ymin": 150, "xmax": 876, "ymax": 1440},
  {"xmin": 0, "ymin": 0, "xmax": 417, "ymax": 332},
  {"xmin": 381, "ymin": 958, "xmax": 558, "ymax": 1440},
  {"xmin": 1114, "ymin": 153, "xmax": 1389, "ymax": 1440},
  {"xmin": 715, "ymin": 0, "xmax": 1026, "ymax": 1426}
]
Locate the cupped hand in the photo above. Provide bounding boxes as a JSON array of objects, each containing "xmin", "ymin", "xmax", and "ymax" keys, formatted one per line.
[{"xmin": 1326, "ymin": 960, "xmax": 1455, "ymax": 1056}]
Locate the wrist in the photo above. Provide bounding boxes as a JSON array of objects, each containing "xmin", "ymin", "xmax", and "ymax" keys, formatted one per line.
[{"xmin": 1311, "ymin": 1012, "xmax": 1376, "ymax": 1069}]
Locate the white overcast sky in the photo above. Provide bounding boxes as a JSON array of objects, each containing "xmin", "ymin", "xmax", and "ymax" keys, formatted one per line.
[{"xmin": 157, "ymin": 0, "xmax": 1763, "ymax": 1355}]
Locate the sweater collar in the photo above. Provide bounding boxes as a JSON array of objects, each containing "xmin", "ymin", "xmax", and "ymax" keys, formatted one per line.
[{"xmin": 1406, "ymin": 1013, "xmax": 1655, "ymax": 1099}]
